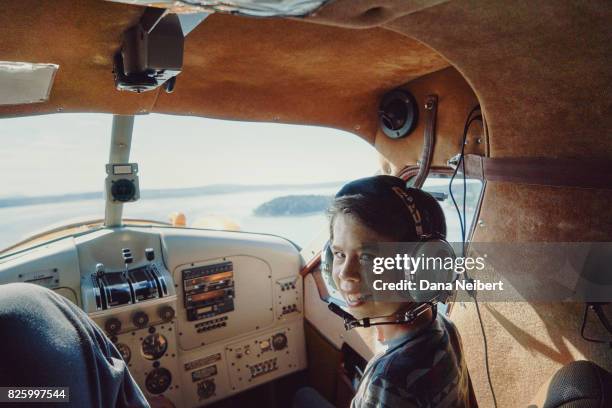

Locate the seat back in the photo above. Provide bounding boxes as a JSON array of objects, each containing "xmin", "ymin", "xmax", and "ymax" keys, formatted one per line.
[{"xmin": 529, "ymin": 361, "xmax": 612, "ymax": 408}]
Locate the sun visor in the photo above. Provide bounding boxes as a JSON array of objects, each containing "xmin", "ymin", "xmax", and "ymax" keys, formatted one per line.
[{"xmin": 0, "ymin": 62, "xmax": 58, "ymax": 106}]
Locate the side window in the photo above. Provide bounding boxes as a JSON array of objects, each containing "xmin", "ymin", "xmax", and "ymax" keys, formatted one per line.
[{"xmin": 418, "ymin": 173, "xmax": 484, "ymax": 242}]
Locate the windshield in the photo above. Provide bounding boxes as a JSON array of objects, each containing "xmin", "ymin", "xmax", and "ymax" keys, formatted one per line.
[
  {"xmin": 0, "ymin": 114, "xmax": 109, "ymax": 252},
  {"xmin": 0, "ymin": 113, "xmax": 379, "ymax": 252}
]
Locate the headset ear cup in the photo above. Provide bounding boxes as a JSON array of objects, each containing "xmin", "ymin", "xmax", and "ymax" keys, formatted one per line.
[{"xmin": 406, "ymin": 239, "xmax": 456, "ymax": 303}]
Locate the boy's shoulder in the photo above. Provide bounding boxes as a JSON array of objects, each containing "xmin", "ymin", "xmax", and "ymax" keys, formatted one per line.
[{"xmin": 371, "ymin": 313, "xmax": 467, "ymax": 404}]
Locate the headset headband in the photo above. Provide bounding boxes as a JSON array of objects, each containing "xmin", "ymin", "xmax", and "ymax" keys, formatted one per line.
[
  {"xmin": 390, "ymin": 186, "xmax": 424, "ymax": 237},
  {"xmin": 335, "ymin": 176, "xmax": 427, "ymax": 240}
]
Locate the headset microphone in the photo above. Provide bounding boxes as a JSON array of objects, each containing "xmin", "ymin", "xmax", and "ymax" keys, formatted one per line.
[
  {"xmin": 328, "ymin": 303, "xmax": 361, "ymax": 330},
  {"xmin": 328, "ymin": 301, "xmax": 436, "ymax": 331}
]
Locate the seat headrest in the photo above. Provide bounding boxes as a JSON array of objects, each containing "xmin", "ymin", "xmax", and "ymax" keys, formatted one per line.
[{"xmin": 529, "ymin": 360, "xmax": 612, "ymax": 408}]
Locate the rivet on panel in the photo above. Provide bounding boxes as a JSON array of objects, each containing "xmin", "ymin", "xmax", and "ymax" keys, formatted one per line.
[{"xmin": 478, "ymin": 220, "xmax": 486, "ymax": 227}]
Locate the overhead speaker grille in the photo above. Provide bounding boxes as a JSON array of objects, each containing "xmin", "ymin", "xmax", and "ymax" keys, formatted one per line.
[{"xmin": 379, "ymin": 89, "xmax": 418, "ymax": 139}]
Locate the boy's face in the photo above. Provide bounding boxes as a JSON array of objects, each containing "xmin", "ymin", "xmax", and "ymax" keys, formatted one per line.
[{"xmin": 331, "ymin": 212, "xmax": 408, "ymax": 319}]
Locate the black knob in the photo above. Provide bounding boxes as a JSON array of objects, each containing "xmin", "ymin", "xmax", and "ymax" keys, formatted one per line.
[
  {"xmin": 158, "ymin": 306, "xmax": 175, "ymax": 322},
  {"xmin": 145, "ymin": 248, "xmax": 155, "ymax": 262},
  {"xmin": 132, "ymin": 311, "xmax": 149, "ymax": 329},
  {"xmin": 122, "ymin": 248, "xmax": 131, "ymax": 254},
  {"xmin": 272, "ymin": 333, "xmax": 288, "ymax": 351},
  {"xmin": 124, "ymin": 256, "xmax": 133, "ymax": 265},
  {"xmin": 105, "ymin": 317, "xmax": 122, "ymax": 335}
]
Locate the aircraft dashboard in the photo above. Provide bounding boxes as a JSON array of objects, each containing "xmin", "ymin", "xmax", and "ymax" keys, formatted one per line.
[{"xmin": 0, "ymin": 227, "xmax": 307, "ymax": 407}]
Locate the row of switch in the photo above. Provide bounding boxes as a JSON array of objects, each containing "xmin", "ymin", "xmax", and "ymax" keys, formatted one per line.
[
  {"xmin": 248, "ymin": 358, "xmax": 278, "ymax": 378},
  {"xmin": 279, "ymin": 282, "xmax": 296, "ymax": 291},
  {"xmin": 281, "ymin": 304, "xmax": 298, "ymax": 314},
  {"xmin": 197, "ymin": 322, "xmax": 227, "ymax": 333},
  {"xmin": 196, "ymin": 316, "xmax": 229, "ymax": 333}
]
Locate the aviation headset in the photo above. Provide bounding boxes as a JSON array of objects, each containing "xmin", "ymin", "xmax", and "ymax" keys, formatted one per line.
[{"xmin": 321, "ymin": 175, "xmax": 457, "ymax": 320}]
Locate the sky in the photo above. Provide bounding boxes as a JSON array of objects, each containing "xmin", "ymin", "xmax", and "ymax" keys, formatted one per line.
[{"xmin": 0, "ymin": 113, "xmax": 381, "ymax": 198}]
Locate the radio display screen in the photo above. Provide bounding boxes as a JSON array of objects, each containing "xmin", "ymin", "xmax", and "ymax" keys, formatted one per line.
[{"xmin": 182, "ymin": 261, "xmax": 235, "ymax": 321}]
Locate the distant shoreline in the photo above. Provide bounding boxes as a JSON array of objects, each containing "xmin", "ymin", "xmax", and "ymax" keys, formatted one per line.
[
  {"xmin": 254, "ymin": 195, "xmax": 332, "ymax": 216},
  {"xmin": 0, "ymin": 182, "xmax": 345, "ymax": 209}
]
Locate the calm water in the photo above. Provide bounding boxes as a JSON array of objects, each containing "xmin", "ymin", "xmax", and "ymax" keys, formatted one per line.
[
  {"xmin": 0, "ymin": 188, "xmax": 336, "ymax": 251},
  {"xmin": 0, "ymin": 183, "xmax": 474, "ymax": 252}
]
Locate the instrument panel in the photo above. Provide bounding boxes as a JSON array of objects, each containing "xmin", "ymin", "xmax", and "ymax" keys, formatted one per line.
[
  {"xmin": 177, "ymin": 256, "xmax": 277, "ymax": 351},
  {"xmin": 0, "ymin": 227, "xmax": 306, "ymax": 407}
]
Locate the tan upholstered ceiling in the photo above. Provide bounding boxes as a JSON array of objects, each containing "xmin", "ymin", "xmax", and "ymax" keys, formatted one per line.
[
  {"xmin": 310, "ymin": 0, "xmax": 612, "ymax": 160},
  {"xmin": 1, "ymin": 0, "xmax": 609, "ymax": 157},
  {"xmin": 0, "ymin": 0, "xmax": 450, "ymax": 143}
]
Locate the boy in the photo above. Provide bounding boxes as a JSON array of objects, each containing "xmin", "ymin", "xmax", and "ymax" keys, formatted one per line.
[{"xmin": 313, "ymin": 175, "xmax": 474, "ymax": 407}]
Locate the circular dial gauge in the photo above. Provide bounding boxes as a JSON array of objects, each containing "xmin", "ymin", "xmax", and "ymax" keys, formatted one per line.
[
  {"xmin": 141, "ymin": 333, "xmax": 168, "ymax": 361},
  {"xmin": 272, "ymin": 333, "xmax": 288, "ymax": 350},
  {"xmin": 116, "ymin": 343, "xmax": 131, "ymax": 364},
  {"xmin": 145, "ymin": 367, "xmax": 172, "ymax": 395},
  {"xmin": 197, "ymin": 379, "xmax": 216, "ymax": 399}
]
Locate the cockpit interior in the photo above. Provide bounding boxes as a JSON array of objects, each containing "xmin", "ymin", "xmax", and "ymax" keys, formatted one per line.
[{"xmin": 0, "ymin": 1, "xmax": 611, "ymax": 407}]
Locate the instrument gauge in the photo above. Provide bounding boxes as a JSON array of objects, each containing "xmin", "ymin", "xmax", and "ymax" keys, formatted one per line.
[
  {"xmin": 145, "ymin": 367, "xmax": 172, "ymax": 394},
  {"xmin": 141, "ymin": 333, "xmax": 168, "ymax": 361},
  {"xmin": 116, "ymin": 343, "xmax": 131, "ymax": 364},
  {"xmin": 197, "ymin": 379, "xmax": 216, "ymax": 399},
  {"xmin": 272, "ymin": 333, "xmax": 288, "ymax": 350}
]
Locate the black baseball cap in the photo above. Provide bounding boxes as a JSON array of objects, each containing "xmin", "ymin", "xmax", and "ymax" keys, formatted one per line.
[{"xmin": 334, "ymin": 175, "xmax": 447, "ymax": 240}]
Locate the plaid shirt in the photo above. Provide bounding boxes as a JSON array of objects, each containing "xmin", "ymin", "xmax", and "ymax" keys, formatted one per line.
[{"xmin": 351, "ymin": 313, "xmax": 475, "ymax": 408}]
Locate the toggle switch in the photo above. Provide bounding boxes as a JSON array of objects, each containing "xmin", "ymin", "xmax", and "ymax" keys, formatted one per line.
[
  {"xmin": 95, "ymin": 263, "xmax": 105, "ymax": 277},
  {"xmin": 145, "ymin": 248, "xmax": 155, "ymax": 262}
]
